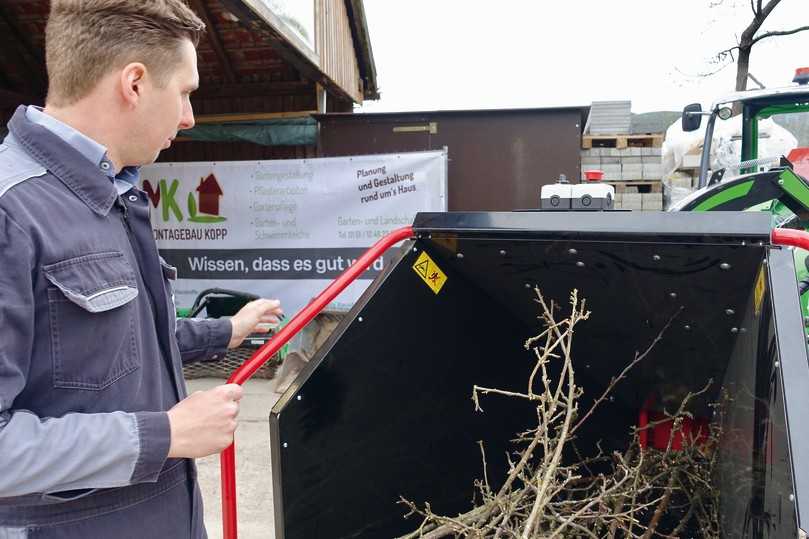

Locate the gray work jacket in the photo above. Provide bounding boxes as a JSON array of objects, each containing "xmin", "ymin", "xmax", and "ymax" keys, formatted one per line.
[{"xmin": 0, "ymin": 106, "xmax": 231, "ymax": 538}]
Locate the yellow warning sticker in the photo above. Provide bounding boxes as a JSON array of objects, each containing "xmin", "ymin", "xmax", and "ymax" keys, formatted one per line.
[
  {"xmin": 412, "ymin": 251, "xmax": 447, "ymax": 294},
  {"xmin": 754, "ymin": 264, "xmax": 767, "ymax": 315}
]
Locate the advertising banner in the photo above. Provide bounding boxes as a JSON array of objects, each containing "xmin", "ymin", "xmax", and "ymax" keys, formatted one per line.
[{"xmin": 142, "ymin": 150, "xmax": 447, "ymax": 315}]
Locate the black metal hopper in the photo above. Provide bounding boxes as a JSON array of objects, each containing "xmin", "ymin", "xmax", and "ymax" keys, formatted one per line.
[{"xmin": 269, "ymin": 211, "xmax": 809, "ymax": 538}]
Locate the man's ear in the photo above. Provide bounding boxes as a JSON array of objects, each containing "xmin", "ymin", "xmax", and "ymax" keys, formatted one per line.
[{"xmin": 120, "ymin": 62, "xmax": 147, "ymax": 107}]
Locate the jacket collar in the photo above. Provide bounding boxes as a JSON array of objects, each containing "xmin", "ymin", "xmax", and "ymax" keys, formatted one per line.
[{"xmin": 8, "ymin": 105, "xmax": 117, "ymax": 216}]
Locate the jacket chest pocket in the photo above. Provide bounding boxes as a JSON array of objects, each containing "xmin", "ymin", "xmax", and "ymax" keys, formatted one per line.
[{"xmin": 43, "ymin": 252, "xmax": 140, "ymax": 390}]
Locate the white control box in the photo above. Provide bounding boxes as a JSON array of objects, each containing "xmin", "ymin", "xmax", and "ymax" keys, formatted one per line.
[
  {"xmin": 540, "ymin": 183, "xmax": 573, "ymax": 210},
  {"xmin": 571, "ymin": 183, "xmax": 614, "ymax": 210}
]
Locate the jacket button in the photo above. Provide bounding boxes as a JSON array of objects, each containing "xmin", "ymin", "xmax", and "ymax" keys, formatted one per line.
[{"xmin": 100, "ymin": 162, "xmax": 111, "ymax": 171}]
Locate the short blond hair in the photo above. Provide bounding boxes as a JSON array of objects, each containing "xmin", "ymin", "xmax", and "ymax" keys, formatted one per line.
[{"xmin": 45, "ymin": 0, "xmax": 205, "ymax": 106}]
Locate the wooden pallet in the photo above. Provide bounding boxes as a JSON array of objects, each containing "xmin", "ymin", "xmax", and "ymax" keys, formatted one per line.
[
  {"xmin": 582, "ymin": 134, "xmax": 663, "ymax": 150},
  {"xmin": 606, "ymin": 180, "xmax": 663, "ymax": 194}
]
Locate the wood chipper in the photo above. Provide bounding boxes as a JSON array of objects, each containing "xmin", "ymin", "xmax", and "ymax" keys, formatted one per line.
[
  {"xmin": 217, "ymin": 209, "xmax": 809, "ymax": 538},
  {"xmin": 216, "ymin": 72, "xmax": 809, "ymax": 538}
]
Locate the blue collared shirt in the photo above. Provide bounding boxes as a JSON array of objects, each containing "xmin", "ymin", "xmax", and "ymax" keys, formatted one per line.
[{"xmin": 25, "ymin": 106, "xmax": 139, "ymax": 195}]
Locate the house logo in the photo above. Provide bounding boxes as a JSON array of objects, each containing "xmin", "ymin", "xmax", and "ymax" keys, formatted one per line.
[
  {"xmin": 189, "ymin": 174, "xmax": 226, "ymax": 223},
  {"xmin": 143, "ymin": 173, "xmax": 227, "ymax": 223}
]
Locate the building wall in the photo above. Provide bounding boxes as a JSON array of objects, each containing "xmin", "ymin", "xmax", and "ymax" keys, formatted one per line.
[
  {"xmin": 316, "ymin": 0, "xmax": 362, "ymax": 103},
  {"xmin": 317, "ymin": 109, "xmax": 586, "ymax": 211}
]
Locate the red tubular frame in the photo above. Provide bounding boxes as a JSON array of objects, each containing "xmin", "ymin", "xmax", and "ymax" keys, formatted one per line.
[
  {"xmin": 771, "ymin": 228, "xmax": 809, "ymax": 251},
  {"xmin": 220, "ymin": 226, "xmax": 415, "ymax": 539}
]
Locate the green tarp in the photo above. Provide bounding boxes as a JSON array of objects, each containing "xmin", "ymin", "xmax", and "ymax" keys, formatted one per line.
[{"xmin": 179, "ymin": 117, "xmax": 316, "ymax": 146}]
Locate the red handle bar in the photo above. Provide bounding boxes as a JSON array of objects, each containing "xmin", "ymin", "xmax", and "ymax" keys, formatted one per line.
[
  {"xmin": 771, "ymin": 228, "xmax": 809, "ymax": 251},
  {"xmin": 220, "ymin": 226, "xmax": 415, "ymax": 539}
]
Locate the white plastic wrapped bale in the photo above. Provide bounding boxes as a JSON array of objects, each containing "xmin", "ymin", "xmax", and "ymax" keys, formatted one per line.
[
  {"xmin": 662, "ymin": 115, "xmax": 798, "ymax": 178},
  {"xmin": 660, "ymin": 114, "xmax": 798, "ymax": 208},
  {"xmin": 663, "ymin": 171, "xmax": 696, "ymax": 209}
]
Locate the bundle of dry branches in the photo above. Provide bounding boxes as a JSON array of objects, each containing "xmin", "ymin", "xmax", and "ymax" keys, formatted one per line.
[{"xmin": 398, "ymin": 287, "xmax": 722, "ymax": 538}]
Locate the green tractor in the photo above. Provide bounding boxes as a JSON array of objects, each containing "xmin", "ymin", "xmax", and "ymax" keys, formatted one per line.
[{"xmin": 673, "ymin": 68, "xmax": 809, "ymax": 319}]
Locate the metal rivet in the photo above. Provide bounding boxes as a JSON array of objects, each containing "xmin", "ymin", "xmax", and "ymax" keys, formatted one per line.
[
  {"xmin": 731, "ymin": 327, "xmax": 739, "ymax": 333},
  {"xmin": 296, "ymin": 395, "xmax": 302, "ymax": 401},
  {"xmin": 652, "ymin": 254, "xmax": 661, "ymax": 261},
  {"xmin": 789, "ymin": 493, "xmax": 795, "ymax": 502},
  {"xmin": 358, "ymin": 316, "xmax": 363, "ymax": 322},
  {"xmin": 669, "ymin": 292, "xmax": 677, "ymax": 299},
  {"xmin": 100, "ymin": 161, "xmax": 111, "ymax": 170},
  {"xmin": 525, "ymin": 283, "xmax": 531, "ymax": 289},
  {"xmin": 283, "ymin": 442, "xmax": 288, "ymax": 448},
  {"xmin": 725, "ymin": 309, "xmax": 735, "ymax": 316},
  {"xmin": 128, "ymin": 194, "xmax": 138, "ymax": 202},
  {"xmin": 576, "ymin": 261, "xmax": 585, "ymax": 267},
  {"xmin": 684, "ymin": 325, "xmax": 691, "ymax": 331},
  {"xmin": 774, "ymin": 361, "xmax": 780, "ymax": 368},
  {"xmin": 779, "ymin": 179, "xmax": 785, "ymax": 185},
  {"xmin": 740, "ymin": 327, "xmax": 747, "ymax": 333},
  {"xmin": 412, "ymin": 247, "xmax": 418, "ymax": 252},
  {"xmin": 499, "ymin": 250, "xmax": 507, "ymax": 256},
  {"xmin": 568, "ymin": 248, "xmax": 578, "ymax": 255},
  {"xmin": 457, "ymin": 252, "xmax": 464, "ymax": 259},
  {"xmin": 608, "ymin": 395, "xmax": 615, "ymax": 402},
  {"xmin": 720, "ymin": 263, "xmax": 731, "ymax": 270}
]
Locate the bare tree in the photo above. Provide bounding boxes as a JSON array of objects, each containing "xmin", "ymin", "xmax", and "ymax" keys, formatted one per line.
[{"xmin": 714, "ymin": 0, "xmax": 809, "ymax": 92}]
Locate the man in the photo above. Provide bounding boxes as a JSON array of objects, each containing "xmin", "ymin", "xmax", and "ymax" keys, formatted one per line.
[{"xmin": 0, "ymin": 1, "xmax": 283, "ymax": 537}]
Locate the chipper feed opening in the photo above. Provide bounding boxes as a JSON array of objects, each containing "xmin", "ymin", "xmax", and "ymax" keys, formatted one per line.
[{"xmin": 268, "ymin": 211, "xmax": 809, "ymax": 538}]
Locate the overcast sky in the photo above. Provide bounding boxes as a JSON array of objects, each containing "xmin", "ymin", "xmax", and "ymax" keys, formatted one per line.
[{"xmin": 356, "ymin": 0, "xmax": 809, "ymax": 114}]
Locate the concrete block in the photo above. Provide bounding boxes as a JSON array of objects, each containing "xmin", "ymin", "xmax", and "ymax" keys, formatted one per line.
[
  {"xmin": 627, "ymin": 147, "xmax": 643, "ymax": 156},
  {"xmin": 600, "ymin": 156, "xmax": 621, "ymax": 164},
  {"xmin": 581, "ymin": 156, "xmax": 601, "ymax": 166},
  {"xmin": 669, "ymin": 176, "xmax": 694, "ymax": 189},
  {"xmin": 614, "ymin": 192, "xmax": 623, "ymax": 205},
  {"xmin": 642, "ymin": 164, "xmax": 663, "ymax": 179},
  {"xmin": 623, "ymin": 193, "xmax": 643, "ymax": 206},
  {"xmin": 580, "ymin": 149, "xmax": 605, "ymax": 158},
  {"xmin": 600, "ymin": 163, "xmax": 621, "ymax": 174},
  {"xmin": 621, "ymin": 156, "xmax": 643, "ymax": 165},
  {"xmin": 641, "ymin": 147, "xmax": 663, "ymax": 157},
  {"xmin": 622, "ymin": 201, "xmax": 642, "ymax": 211},
  {"xmin": 622, "ymin": 164, "xmax": 644, "ymax": 180},
  {"xmin": 642, "ymin": 193, "xmax": 663, "ymax": 210},
  {"xmin": 642, "ymin": 192, "xmax": 662, "ymax": 203}
]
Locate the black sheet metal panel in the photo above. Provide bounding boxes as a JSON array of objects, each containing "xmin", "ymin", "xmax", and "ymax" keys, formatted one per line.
[
  {"xmin": 716, "ymin": 248, "xmax": 800, "ymax": 537},
  {"xmin": 412, "ymin": 210, "xmax": 773, "ymax": 243},
  {"xmin": 769, "ymin": 247, "xmax": 809, "ymax": 534},
  {"xmin": 270, "ymin": 211, "xmax": 787, "ymax": 538}
]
